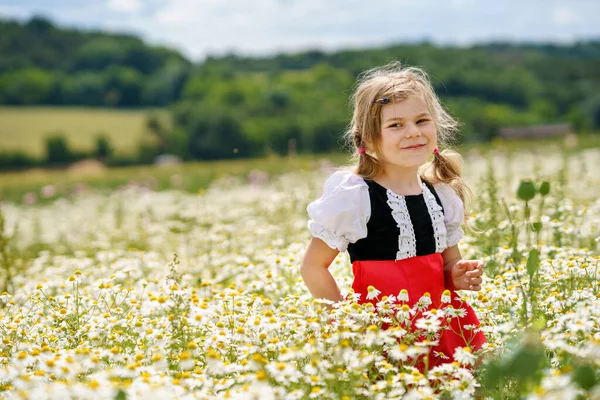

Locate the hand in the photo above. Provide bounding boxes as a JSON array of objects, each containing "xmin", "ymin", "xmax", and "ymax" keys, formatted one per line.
[{"xmin": 450, "ymin": 260, "xmax": 484, "ymax": 291}]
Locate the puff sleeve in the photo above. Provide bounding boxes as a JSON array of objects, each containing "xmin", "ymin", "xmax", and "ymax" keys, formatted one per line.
[
  {"xmin": 307, "ymin": 170, "xmax": 371, "ymax": 252},
  {"xmin": 434, "ymin": 183, "xmax": 465, "ymax": 248}
]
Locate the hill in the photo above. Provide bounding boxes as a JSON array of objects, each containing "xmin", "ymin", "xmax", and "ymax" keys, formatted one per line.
[
  {"xmin": 0, "ymin": 16, "xmax": 599, "ymax": 166},
  {"xmin": 0, "ymin": 16, "xmax": 192, "ymax": 107}
]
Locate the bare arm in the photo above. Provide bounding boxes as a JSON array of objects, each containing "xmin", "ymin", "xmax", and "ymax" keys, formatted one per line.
[
  {"xmin": 300, "ymin": 237, "xmax": 344, "ymax": 303},
  {"xmin": 442, "ymin": 244, "xmax": 483, "ymax": 291},
  {"xmin": 442, "ymin": 244, "xmax": 462, "ymax": 270}
]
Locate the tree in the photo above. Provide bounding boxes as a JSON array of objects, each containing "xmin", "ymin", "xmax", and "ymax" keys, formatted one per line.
[
  {"xmin": 310, "ymin": 120, "xmax": 346, "ymax": 153},
  {"xmin": 25, "ymin": 16, "xmax": 54, "ymax": 34},
  {"xmin": 60, "ymin": 72, "xmax": 106, "ymax": 105},
  {"xmin": 44, "ymin": 133, "xmax": 72, "ymax": 165},
  {"xmin": 94, "ymin": 134, "xmax": 113, "ymax": 159},
  {"xmin": 0, "ymin": 68, "xmax": 53, "ymax": 104},
  {"xmin": 69, "ymin": 38, "xmax": 126, "ymax": 72},
  {"xmin": 187, "ymin": 110, "xmax": 250, "ymax": 160},
  {"xmin": 104, "ymin": 66, "xmax": 143, "ymax": 106},
  {"xmin": 145, "ymin": 112, "xmax": 170, "ymax": 154},
  {"xmin": 141, "ymin": 63, "xmax": 190, "ymax": 106}
]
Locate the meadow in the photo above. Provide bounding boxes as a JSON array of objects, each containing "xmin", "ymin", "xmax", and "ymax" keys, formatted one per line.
[
  {"xmin": 0, "ymin": 145, "xmax": 599, "ymax": 399},
  {"xmin": 1, "ymin": 133, "xmax": 599, "ymax": 206},
  {"xmin": 0, "ymin": 107, "xmax": 166, "ymax": 157}
]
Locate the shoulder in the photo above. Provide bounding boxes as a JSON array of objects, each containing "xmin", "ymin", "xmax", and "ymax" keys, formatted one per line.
[
  {"xmin": 322, "ymin": 169, "xmax": 369, "ymax": 192},
  {"xmin": 309, "ymin": 169, "xmax": 370, "ymax": 212},
  {"xmin": 433, "ymin": 182, "xmax": 462, "ymax": 204},
  {"xmin": 307, "ymin": 169, "xmax": 371, "ymax": 251}
]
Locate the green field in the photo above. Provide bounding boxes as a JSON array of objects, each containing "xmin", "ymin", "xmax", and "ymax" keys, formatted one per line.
[
  {"xmin": 1, "ymin": 133, "xmax": 600, "ymax": 204},
  {"xmin": 0, "ymin": 107, "xmax": 167, "ymax": 157},
  {"xmin": 0, "ymin": 153, "xmax": 350, "ymax": 204},
  {"xmin": 1, "ymin": 105, "xmax": 599, "ymax": 206}
]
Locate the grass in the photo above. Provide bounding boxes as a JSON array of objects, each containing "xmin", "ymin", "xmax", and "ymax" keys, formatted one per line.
[
  {"xmin": 462, "ymin": 133, "xmax": 600, "ymax": 153},
  {"xmin": 0, "ymin": 106, "xmax": 169, "ymax": 157},
  {"xmin": 1, "ymin": 114, "xmax": 599, "ymax": 205},
  {"xmin": 0, "ymin": 152, "xmax": 350, "ymax": 204}
]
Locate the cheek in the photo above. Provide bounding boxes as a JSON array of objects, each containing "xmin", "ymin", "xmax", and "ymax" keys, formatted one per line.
[
  {"xmin": 380, "ymin": 132, "xmax": 395, "ymax": 147},
  {"xmin": 425, "ymin": 125, "xmax": 437, "ymax": 142}
]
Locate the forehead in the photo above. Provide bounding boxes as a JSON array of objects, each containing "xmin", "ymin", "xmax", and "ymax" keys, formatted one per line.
[{"xmin": 380, "ymin": 95, "xmax": 429, "ymax": 121}]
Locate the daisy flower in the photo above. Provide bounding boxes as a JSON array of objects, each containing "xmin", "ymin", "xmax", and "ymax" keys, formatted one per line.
[
  {"xmin": 453, "ymin": 346, "xmax": 476, "ymax": 366},
  {"xmin": 366, "ymin": 285, "xmax": 382, "ymax": 301},
  {"xmin": 415, "ymin": 317, "xmax": 441, "ymax": 333}
]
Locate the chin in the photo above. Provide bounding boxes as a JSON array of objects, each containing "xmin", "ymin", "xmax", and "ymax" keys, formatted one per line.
[
  {"xmin": 397, "ymin": 155, "xmax": 430, "ymax": 168},
  {"xmin": 383, "ymin": 150, "xmax": 431, "ymax": 168}
]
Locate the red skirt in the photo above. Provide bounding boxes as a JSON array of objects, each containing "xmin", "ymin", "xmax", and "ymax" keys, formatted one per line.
[{"xmin": 351, "ymin": 253, "xmax": 486, "ymax": 371}]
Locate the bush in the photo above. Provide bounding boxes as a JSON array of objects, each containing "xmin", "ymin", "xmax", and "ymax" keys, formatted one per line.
[
  {"xmin": 0, "ymin": 151, "xmax": 38, "ymax": 171},
  {"xmin": 44, "ymin": 132, "xmax": 72, "ymax": 165},
  {"xmin": 187, "ymin": 111, "xmax": 250, "ymax": 160},
  {"xmin": 94, "ymin": 133, "xmax": 113, "ymax": 159},
  {"xmin": 136, "ymin": 140, "xmax": 160, "ymax": 164}
]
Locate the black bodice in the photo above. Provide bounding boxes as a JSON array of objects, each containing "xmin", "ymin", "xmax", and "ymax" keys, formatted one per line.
[{"xmin": 347, "ymin": 179, "xmax": 445, "ymax": 263}]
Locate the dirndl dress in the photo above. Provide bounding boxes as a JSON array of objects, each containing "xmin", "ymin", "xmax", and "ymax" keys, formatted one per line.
[{"xmin": 307, "ymin": 170, "xmax": 486, "ymax": 371}]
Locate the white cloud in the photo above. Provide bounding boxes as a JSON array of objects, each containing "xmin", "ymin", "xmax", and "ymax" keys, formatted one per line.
[
  {"xmin": 3, "ymin": 0, "xmax": 599, "ymax": 61},
  {"xmin": 132, "ymin": 0, "xmax": 598, "ymax": 59},
  {"xmin": 552, "ymin": 6, "xmax": 577, "ymax": 26},
  {"xmin": 107, "ymin": 0, "xmax": 142, "ymax": 13},
  {"xmin": 142, "ymin": 0, "xmax": 450, "ymax": 58}
]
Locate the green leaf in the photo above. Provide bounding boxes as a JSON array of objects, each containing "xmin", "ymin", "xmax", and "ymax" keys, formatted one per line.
[
  {"xmin": 573, "ymin": 364, "xmax": 598, "ymax": 391},
  {"xmin": 505, "ymin": 341, "xmax": 545, "ymax": 383},
  {"xmin": 482, "ymin": 361, "xmax": 504, "ymax": 389},
  {"xmin": 115, "ymin": 390, "xmax": 127, "ymax": 400},
  {"xmin": 527, "ymin": 249, "xmax": 539, "ymax": 279}
]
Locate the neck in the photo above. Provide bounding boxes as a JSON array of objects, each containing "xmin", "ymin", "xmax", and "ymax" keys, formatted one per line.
[{"xmin": 378, "ymin": 164, "xmax": 423, "ymax": 195}]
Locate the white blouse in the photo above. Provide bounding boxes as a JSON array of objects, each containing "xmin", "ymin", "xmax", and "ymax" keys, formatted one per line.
[{"xmin": 307, "ymin": 170, "xmax": 465, "ymax": 254}]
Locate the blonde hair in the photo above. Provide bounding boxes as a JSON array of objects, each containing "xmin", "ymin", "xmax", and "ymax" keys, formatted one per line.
[{"xmin": 342, "ymin": 61, "xmax": 473, "ymax": 219}]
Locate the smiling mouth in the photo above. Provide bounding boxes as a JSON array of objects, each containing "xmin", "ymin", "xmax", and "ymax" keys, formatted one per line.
[{"xmin": 402, "ymin": 144, "xmax": 425, "ymax": 150}]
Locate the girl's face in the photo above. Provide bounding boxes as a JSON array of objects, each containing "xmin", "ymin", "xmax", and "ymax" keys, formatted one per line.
[{"xmin": 378, "ymin": 95, "xmax": 437, "ymax": 170}]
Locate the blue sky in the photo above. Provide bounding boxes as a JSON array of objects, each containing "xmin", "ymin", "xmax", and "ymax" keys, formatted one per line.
[{"xmin": 1, "ymin": 0, "xmax": 599, "ymax": 60}]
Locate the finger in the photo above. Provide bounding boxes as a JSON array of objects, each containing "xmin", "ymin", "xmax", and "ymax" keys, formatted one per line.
[
  {"xmin": 469, "ymin": 284, "xmax": 481, "ymax": 291},
  {"xmin": 455, "ymin": 261, "xmax": 467, "ymax": 270},
  {"xmin": 469, "ymin": 277, "xmax": 483, "ymax": 285},
  {"xmin": 467, "ymin": 270, "xmax": 483, "ymax": 278},
  {"xmin": 466, "ymin": 261, "xmax": 480, "ymax": 271}
]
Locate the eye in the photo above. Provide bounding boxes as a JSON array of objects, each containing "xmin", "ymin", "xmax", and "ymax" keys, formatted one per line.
[
  {"xmin": 417, "ymin": 118, "xmax": 430, "ymax": 124},
  {"xmin": 389, "ymin": 122, "xmax": 403, "ymax": 128}
]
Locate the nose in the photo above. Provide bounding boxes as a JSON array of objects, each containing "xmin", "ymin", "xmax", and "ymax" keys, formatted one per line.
[{"xmin": 404, "ymin": 122, "xmax": 421, "ymax": 138}]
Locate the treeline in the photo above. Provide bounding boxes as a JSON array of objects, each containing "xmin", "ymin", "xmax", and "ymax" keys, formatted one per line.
[
  {"xmin": 159, "ymin": 41, "xmax": 600, "ymax": 159},
  {"xmin": 1, "ymin": 16, "xmax": 600, "ymax": 167},
  {"xmin": 0, "ymin": 17, "xmax": 191, "ymax": 107}
]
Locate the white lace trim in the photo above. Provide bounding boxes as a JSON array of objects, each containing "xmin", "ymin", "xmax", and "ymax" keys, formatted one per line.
[
  {"xmin": 307, "ymin": 220, "xmax": 350, "ymax": 252},
  {"xmin": 385, "ymin": 190, "xmax": 417, "ymax": 261},
  {"xmin": 422, "ymin": 184, "xmax": 448, "ymax": 252}
]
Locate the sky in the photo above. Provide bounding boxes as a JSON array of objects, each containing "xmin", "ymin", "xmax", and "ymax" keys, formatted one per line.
[{"xmin": 0, "ymin": 0, "xmax": 599, "ymax": 61}]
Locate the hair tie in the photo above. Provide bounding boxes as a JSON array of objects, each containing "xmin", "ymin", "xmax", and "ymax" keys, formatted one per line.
[
  {"xmin": 358, "ymin": 147, "xmax": 366, "ymax": 154},
  {"xmin": 433, "ymin": 147, "xmax": 439, "ymax": 154}
]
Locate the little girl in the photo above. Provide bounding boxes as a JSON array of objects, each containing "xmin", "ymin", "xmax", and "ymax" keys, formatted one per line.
[{"xmin": 301, "ymin": 61, "xmax": 486, "ymax": 370}]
